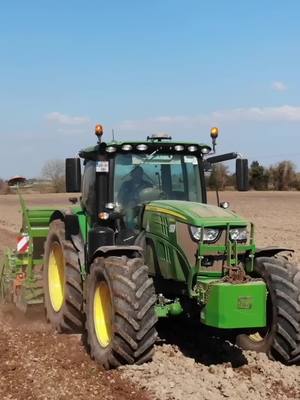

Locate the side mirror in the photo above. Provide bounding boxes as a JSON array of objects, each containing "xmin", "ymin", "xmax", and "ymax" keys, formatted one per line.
[
  {"xmin": 66, "ymin": 158, "xmax": 81, "ymax": 193},
  {"xmin": 236, "ymin": 159, "xmax": 249, "ymax": 191},
  {"xmin": 206, "ymin": 152, "xmax": 238, "ymax": 164}
]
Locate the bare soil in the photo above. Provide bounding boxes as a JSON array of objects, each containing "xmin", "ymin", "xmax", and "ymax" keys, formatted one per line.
[
  {"xmin": 0, "ymin": 306, "xmax": 151, "ymax": 400},
  {"xmin": 0, "ymin": 192, "xmax": 300, "ymax": 399}
]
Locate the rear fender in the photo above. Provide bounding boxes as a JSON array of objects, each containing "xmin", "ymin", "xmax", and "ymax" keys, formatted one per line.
[
  {"xmin": 49, "ymin": 211, "xmax": 84, "ymax": 264},
  {"xmin": 91, "ymin": 245, "xmax": 143, "ymax": 267},
  {"xmin": 50, "ymin": 211, "xmax": 81, "ymax": 241}
]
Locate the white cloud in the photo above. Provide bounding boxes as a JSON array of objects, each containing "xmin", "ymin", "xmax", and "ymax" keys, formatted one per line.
[
  {"xmin": 119, "ymin": 105, "xmax": 300, "ymax": 131},
  {"xmin": 271, "ymin": 81, "xmax": 287, "ymax": 91},
  {"xmin": 211, "ymin": 105, "xmax": 300, "ymax": 122},
  {"xmin": 45, "ymin": 112, "xmax": 90, "ymax": 126}
]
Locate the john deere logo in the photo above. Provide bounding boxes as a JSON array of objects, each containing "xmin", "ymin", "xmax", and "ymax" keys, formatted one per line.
[{"xmin": 238, "ymin": 296, "xmax": 253, "ymax": 309}]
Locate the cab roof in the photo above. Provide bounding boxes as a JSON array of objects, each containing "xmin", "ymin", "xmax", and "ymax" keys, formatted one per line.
[{"xmin": 79, "ymin": 140, "xmax": 212, "ymax": 160}]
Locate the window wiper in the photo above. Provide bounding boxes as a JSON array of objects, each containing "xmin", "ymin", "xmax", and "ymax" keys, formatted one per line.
[{"xmin": 141, "ymin": 148, "xmax": 160, "ymax": 164}]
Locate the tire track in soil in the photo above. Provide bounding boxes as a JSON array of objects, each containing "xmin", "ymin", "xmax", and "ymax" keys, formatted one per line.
[{"xmin": 0, "ymin": 306, "xmax": 153, "ymax": 400}]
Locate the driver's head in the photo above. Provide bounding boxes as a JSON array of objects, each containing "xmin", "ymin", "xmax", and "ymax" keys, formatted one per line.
[{"xmin": 130, "ymin": 166, "xmax": 144, "ymax": 182}]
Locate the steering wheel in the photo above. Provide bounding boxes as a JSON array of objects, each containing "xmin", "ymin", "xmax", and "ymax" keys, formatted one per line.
[{"xmin": 139, "ymin": 187, "xmax": 164, "ymax": 203}]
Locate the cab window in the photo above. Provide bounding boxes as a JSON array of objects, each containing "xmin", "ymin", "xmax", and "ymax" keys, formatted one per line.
[
  {"xmin": 81, "ymin": 160, "xmax": 96, "ymax": 215},
  {"xmin": 114, "ymin": 153, "xmax": 202, "ymax": 228}
]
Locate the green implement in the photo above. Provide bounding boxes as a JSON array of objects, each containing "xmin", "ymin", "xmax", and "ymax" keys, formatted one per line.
[{"xmin": 0, "ymin": 191, "xmax": 57, "ymax": 312}]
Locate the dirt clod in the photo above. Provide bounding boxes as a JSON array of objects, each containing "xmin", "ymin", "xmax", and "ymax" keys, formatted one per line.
[{"xmin": 122, "ymin": 344, "xmax": 300, "ymax": 400}]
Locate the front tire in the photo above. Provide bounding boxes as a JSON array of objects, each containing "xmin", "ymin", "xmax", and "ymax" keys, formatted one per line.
[
  {"xmin": 85, "ymin": 256, "xmax": 157, "ymax": 369},
  {"xmin": 43, "ymin": 220, "xmax": 84, "ymax": 333},
  {"xmin": 236, "ymin": 256, "xmax": 300, "ymax": 364}
]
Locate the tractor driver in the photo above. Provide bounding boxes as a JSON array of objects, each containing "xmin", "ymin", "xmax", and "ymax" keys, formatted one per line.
[{"xmin": 118, "ymin": 165, "xmax": 153, "ymax": 209}]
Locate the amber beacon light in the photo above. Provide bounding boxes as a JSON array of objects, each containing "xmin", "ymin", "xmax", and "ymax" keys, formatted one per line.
[
  {"xmin": 210, "ymin": 127, "xmax": 219, "ymax": 139},
  {"xmin": 95, "ymin": 124, "xmax": 104, "ymax": 140}
]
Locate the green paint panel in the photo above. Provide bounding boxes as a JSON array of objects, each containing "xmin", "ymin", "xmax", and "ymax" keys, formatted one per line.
[
  {"xmin": 72, "ymin": 206, "xmax": 88, "ymax": 241},
  {"xmin": 30, "ymin": 227, "xmax": 49, "ymax": 238},
  {"xmin": 155, "ymin": 300, "xmax": 184, "ymax": 318},
  {"xmin": 146, "ymin": 232, "xmax": 187, "ymax": 281},
  {"xmin": 201, "ymin": 280, "xmax": 267, "ymax": 329},
  {"xmin": 146, "ymin": 200, "xmax": 248, "ymax": 227}
]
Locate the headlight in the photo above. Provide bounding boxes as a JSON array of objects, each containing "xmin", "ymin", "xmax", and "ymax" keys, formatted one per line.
[
  {"xmin": 98, "ymin": 212, "xmax": 110, "ymax": 220},
  {"xmin": 190, "ymin": 226, "xmax": 219, "ymax": 242},
  {"xmin": 229, "ymin": 228, "xmax": 248, "ymax": 242},
  {"xmin": 190, "ymin": 226, "xmax": 202, "ymax": 241},
  {"xmin": 203, "ymin": 228, "xmax": 219, "ymax": 242}
]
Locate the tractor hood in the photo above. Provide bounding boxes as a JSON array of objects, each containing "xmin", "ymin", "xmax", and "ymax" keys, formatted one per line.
[{"xmin": 145, "ymin": 200, "xmax": 248, "ymax": 227}]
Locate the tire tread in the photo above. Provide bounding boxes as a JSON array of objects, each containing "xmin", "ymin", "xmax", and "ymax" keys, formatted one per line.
[
  {"xmin": 85, "ymin": 256, "xmax": 157, "ymax": 369},
  {"xmin": 43, "ymin": 219, "xmax": 84, "ymax": 333}
]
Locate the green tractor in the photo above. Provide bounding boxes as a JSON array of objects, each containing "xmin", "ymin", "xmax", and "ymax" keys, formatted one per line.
[{"xmin": 2, "ymin": 125, "xmax": 300, "ymax": 368}]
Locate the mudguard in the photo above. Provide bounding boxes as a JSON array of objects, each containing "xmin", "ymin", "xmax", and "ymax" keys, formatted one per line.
[
  {"xmin": 255, "ymin": 247, "xmax": 294, "ymax": 258},
  {"xmin": 49, "ymin": 210, "xmax": 85, "ymax": 266},
  {"xmin": 92, "ymin": 245, "xmax": 143, "ymax": 260}
]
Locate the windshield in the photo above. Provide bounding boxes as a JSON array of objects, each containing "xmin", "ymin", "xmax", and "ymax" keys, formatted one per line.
[{"xmin": 114, "ymin": 153, "xmax": 203, "ymax": 228}]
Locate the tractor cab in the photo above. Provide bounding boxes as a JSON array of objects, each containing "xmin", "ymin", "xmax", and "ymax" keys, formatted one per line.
[{"xmin": 110, "ymin": 142, "xmax": 205, "ymax": 230}]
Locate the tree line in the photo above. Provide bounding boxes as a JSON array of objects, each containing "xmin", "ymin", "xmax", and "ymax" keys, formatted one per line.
[
  {"xmin": 43, "ymin": 159, "xmax": 300, "ymax": 192},
  {"xmin": 0, "ymin": 159, "xmax": 65, "ymax": 194},
  {"xmin": 1, "ymin": 159, "xmax": 300, "ymax": 194},
  {"xmin": 208, "ymin": 160, "xmax": 300, "ymax": 191}
]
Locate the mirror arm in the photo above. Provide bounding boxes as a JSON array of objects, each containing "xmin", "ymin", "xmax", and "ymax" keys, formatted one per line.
[{"xmin": 205, "ymin": 152, "xmax": 238, "ymax": 165}]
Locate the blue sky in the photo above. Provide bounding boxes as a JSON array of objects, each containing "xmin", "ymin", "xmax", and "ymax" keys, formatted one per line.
[{"xmin": 1, "ymin": 1, "xmax": 300, "ymax": 178}]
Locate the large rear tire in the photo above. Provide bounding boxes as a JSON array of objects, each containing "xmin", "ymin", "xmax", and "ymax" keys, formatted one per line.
[
  {"xmin": 85, "ymin": 256, "xmax": 157, "ymax": 369},
  {"xmin": 236, "ymin": 256, "xmax": 300, "ymax": 364},
  {"xmin": 43, "ymin": 220, "xmax": 84, "ymax": 333}
]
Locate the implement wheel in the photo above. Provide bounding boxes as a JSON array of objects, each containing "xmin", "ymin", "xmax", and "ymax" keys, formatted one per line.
[
  {"xmin": 236, "ymin": 256, "xmax": 300, "ymax": 364},
  {"xmin": 43, "ymin": 220, "xmax": 84, "ymax": 333},
  {"xmin": 85, "ymin": 256, "xmax": 157, "ymax": 369}
]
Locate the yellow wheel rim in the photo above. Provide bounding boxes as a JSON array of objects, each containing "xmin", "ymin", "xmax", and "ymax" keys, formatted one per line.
[
  {"xmin": 93, "ymin": 281, "xmax": 113, "ymax": 347},
  {"xmin": 248, "ymin": 332, "xmax": 264, "ymax": 342},
  {"xmin": 48, "ymin": 242, "xmax": 65, "ymax": 312}
]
